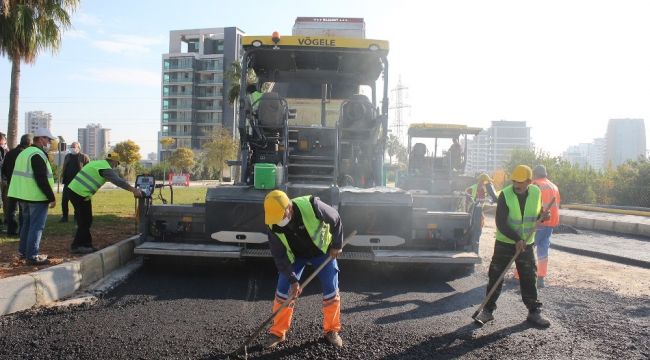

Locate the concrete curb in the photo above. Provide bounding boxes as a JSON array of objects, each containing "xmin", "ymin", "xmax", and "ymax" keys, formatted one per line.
[
  {"xmin": 0, "ymin": 235, "xmax": 140, "ymax": 316},
  {"xmin": 560, "ymin": 211, "xmax": 650, "ymax": 239}
]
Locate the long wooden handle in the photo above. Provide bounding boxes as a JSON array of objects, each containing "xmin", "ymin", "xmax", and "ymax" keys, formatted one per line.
[{"xmin": 233, "ymin": 230, "xmax": 357, "ymax": 355}]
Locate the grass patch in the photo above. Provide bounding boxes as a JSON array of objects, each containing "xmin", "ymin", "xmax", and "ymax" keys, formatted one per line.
[{"xmin": 0, "ymin": 186, "xmax": 208, "ymax": 242}]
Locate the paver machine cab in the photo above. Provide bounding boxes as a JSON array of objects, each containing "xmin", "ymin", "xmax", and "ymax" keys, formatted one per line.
[{"xmin": 135, "ymin": 30, "xmax": 483, "ymax": 268}]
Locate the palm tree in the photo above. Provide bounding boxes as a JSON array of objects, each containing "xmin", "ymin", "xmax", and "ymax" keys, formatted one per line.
[
  {"xmin": 225, "ymin": 61, "xmax": 242, "ymax": 105},
  {"xmin": 0, "ymin": 0, "xmax": 79, "ymax": 148}
]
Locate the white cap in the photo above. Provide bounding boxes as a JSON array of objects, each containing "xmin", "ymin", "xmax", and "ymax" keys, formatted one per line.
[{"xmin": 33, "ymin": 128, "xmax": 56, "ymax": 140}]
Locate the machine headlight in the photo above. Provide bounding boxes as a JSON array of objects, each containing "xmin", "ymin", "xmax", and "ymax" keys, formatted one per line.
[{"xmin": 252, "ymin": 40, "xmax": 262, "ymax": 47}]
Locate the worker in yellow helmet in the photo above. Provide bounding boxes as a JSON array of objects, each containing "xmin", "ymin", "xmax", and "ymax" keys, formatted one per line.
[
  {"xmin": 475, "ymin": 165, "xmax": 551, "ymax": 328},
  {"xmin": 263, "ymin": 190, "xmax": 344, "ymax": 349},
  {"xmin": 466, "ymin": 173, "xmax": 498, "ymax": 204},
  {"xmin": 67, "ymin": 152, "xmax": 143, "ymax": 254}
]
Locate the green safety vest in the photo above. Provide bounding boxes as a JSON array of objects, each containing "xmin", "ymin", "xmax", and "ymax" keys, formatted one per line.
[
  {"xmin": 467, "ymin": 184, "xmax": 478, "ymax": 201},
  {"xmin": 249, "ymin": 91, "xmax": 262, "ymax": 110},
  {"xmin": 269, "ymin": 196, "xmax": 333, "ymax": 263},
  {"xmin": 495, "ymin": 184, "xmax": 541, "ymax": 245},
  {"xmin": 7, "ymin": 146, "xmax": 54, "ymax": 201},
  {"xmin": 67, "ymin": 160, "xmax": 111, "ymax": 198}
]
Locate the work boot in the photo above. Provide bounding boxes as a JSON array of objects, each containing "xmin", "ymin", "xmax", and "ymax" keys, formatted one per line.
[
  {"xmin": 537, "ymin": 277, "xmax": 546, "ymax": 288},
  {"xmin": 324, "ymin": 331, "xmax": 343, "ymax": 348},
  {"xmin": 474, "ymin": 310, "xmax": 494, "ymax": 325},
  {"xmin": 26, "ymin": 254, "xmax": 50, "ymax": 266},
  {"xmin": 264, "ymin": 333, "xmax": 285, "ymax": 349},
  {"xmin": 527, "ymin": 310, "xmax": 550, "ymax": 328}
]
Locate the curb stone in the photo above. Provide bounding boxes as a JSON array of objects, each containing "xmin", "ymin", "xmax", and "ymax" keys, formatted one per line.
[{"xmin": 0, "ymin": 235, "xmax": 140, "ymax": 316}]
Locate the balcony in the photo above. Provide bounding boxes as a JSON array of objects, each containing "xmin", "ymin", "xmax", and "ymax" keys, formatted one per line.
[
  {"xmin": 163, "ymin": 91, "xmax": 193, "ymax": 97},
  {"xmin": 162, "ymin": 131, "xmax": 192, "ymax": 137},
  {"xmin": 195, "ymin": 105, "xmax": 221, "ymax": 111},
  {"xmin": 197, "ymin": 78, "xmax": 222, "ymax": 85},
  {"xmin": 163, "ymin": 77, "xmax": 193, "ymax": 84}
]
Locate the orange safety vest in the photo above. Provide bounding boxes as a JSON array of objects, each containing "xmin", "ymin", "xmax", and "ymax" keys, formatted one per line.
[{"xmin": 533, "ymin": 177, "xmax": 560, "ymax": 227}]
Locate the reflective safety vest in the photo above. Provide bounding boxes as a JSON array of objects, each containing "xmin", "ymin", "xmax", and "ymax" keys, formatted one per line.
[
  {"xmin": 533, "ymin": 177, "xmax": 560, "ymax": 227},
  {"xmin": 270, "ymin": 196, "xmax": 333, "ymax": 263},
  {"xmin": 495, "ymin": 184, "xmax": 541, "ymax": 245},
  {"xmin": 466, "ymin": 184, "xmax": 478, "ymax": 201},
  {"xmin": 67, "ymin": 160, "xmax": 111, "ymax": 198},
  {"xmin": 7, "ymin": 146, "xmax": 54, "ymax": 201},
  {"xmin": 249, "ymin": 91, "xmax": 263, "ymax": 111}
]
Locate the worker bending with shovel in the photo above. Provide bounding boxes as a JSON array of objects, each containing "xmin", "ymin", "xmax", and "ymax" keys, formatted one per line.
[
  {"xmin": 263, "ymin": 190, "xmax": 344, "ymax": 349},
  {"xmin": 475, "ymin": 165, "xmax": 551, "ymax": 328}
]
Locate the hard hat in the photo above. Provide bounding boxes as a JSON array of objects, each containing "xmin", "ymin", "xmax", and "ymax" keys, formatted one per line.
[
  {"xmin": 511, "ymin": 165, "xmax": 532, "ymax": 182},
  {"xmin": 105, "ymin": 151, "xmax": 120, "ymax": 164},
  {"xmin": 264, "ymin": 190, "xmax": 290, "ymax": 225},
  {"xmin": 477, "ymin": 173, "xmax": 493, "ymax": 184}
]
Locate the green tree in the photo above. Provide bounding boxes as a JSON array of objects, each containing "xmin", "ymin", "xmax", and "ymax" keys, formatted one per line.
[
  {"xmin": 225, "ymin": 60, "xmax": 262, "ymax": 105},
  {"xmin": 0, "ymin": 0, "xmax": 79, "ymax": 147},
  {"xmin": 202, "ymin": 127, "xmax": 238, "ymax": 178},
  {"xmin": 169, "ymin": 147, "xmax": 196, "ymax": 173},
  {"xmin": 113, "ymin": 140, "xmax": 141, "ymax": 180},
  {"xmin": 385, "ymin": 134, "xmax": 407, "ymax": 165}
]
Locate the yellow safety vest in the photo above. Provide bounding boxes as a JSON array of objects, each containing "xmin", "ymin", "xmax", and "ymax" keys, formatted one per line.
[
  {"xmin": 495, "ymin": 184, "xmax": 541, "ymax": 245},
  {"xmin": 269, "ymin": 196, "xmax": 333, "ymax": 263},
  {"xmin": 67, "ymin": 160, "xmax": 111, "ymax": 198},
  {"xmin": 8, "ymin": 146, "xmax": 54, "ymax": 201}
]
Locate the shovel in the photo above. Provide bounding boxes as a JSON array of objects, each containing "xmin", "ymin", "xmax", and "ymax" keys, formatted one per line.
[
  {"xmin": 228, "ymin": 230, "xmax": 357, "ymax": 359},
  {"xmin": 472, "ymin": 196, "xmax": 556, "ymax": 324}
]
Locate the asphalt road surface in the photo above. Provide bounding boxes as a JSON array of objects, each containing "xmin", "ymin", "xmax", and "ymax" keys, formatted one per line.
[{"xmin": 1, "ymin": 233, "xmax": 649, "ymax": 359}]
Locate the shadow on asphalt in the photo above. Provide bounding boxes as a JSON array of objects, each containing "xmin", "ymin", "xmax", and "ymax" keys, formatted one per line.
[{"xmin": 382, "ymin": 321, "xmax": 533, "ymax": 359}]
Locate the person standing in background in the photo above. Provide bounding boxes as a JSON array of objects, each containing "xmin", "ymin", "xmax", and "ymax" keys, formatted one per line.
[
  {"xmin": 59, "ymin": 142, "xmax": 89, "ymax": 223},
  {"xmin": 2, "ymin": 134, "xmax": 32, "ymax": 236}
]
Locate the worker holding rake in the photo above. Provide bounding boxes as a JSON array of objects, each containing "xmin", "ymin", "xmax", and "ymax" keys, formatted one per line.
[
  {"xmin": 474, "ymin": 165, "xmax": 552, "ymax": 328},
  {"xmin": 263, "ymin": 190, "xmax": 344, "ymax": 349}
]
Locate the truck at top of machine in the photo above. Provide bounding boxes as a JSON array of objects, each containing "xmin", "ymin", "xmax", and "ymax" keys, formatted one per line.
[{"xmin": 135, "ymin": 18, "xmax": 483, "ymax": 269}]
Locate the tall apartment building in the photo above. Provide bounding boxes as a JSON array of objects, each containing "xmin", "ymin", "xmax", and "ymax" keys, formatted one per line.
[
  {"xmin": 25, "ymin": 111, "xmax": 52, "ymax": 134},
  {"xmin": 466, "ymin": 120, "xmax": 531, "ymax": 174},
  {"xmin": 605, "ymin": 118, "xmax": 646, "ymax": 167},
  {"xmin": 78, "ymin": 124, "xmax": 111, "ymax": 159},
  {"xmin": 160, "ymin": 27, "xmax": 244, "ymax": 161}
]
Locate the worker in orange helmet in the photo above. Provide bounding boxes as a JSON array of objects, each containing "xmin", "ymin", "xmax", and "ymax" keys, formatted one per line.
[{"xmin": 263, "ymin": 190, "xmax": 344, "ymax": 349}]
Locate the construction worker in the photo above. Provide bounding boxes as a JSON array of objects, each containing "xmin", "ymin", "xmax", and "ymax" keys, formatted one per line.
[
  {"xmin": 466, "ymin": 173, "xmax": 499, "ymax": 228},
  {"xmin": 7, "ymin": 128, "xmax": 57, "ymax": 265},
  {"xmin": 67, "ymin": 152, "xmax": 142, "ymax": 254},
  {"xmin": 59, "ymin": 141, "xmax": 90, "ymax": 223},
  {"xmin": 513, "ymin": 165, "xmax": 561, "ymax": 288},
  {"xmin": 530, "ymin": 165, "xmax": 560, "ymax": 288},
  {"xmin": 247, "ymin": 84, "xmax": 263, "ymax": 114},
  {"xmin": 2, "ymin": 134, "xmax": 32, "ymax": 236},
  {"xmin": 263, "ymin": 190, "xmax": 344, "ymax": 349},
  {"xmin": 474, "ymin": 165, "xmax": 551, "ymax": 328},
  {"xmin": 466, "ymin": 173, "xmax": 498, "ymax": 204}
]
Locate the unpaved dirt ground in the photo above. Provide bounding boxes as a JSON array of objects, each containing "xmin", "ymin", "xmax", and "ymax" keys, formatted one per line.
[
  {"xmin": 0, "ymin": 215, "xmax": 648, "ymax": 359},
  {"xmin": 0, "ymin": 223, "xmax": 136, "ymax": 278},
  {"xmin": 480, "ymin": 217, "xmax": 650, "ymax": 298}
]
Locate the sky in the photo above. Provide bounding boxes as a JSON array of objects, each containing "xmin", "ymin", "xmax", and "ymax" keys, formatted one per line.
[{"xmin": 2, "ymin": 0, "xmax": 650, "ymax": 157}]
